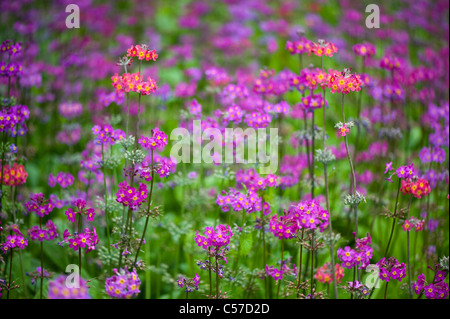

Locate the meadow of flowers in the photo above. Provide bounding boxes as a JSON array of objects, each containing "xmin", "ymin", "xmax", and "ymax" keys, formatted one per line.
[{"xmin": 0, "ymin": 0, "xmax": 448, "ymax": 301}]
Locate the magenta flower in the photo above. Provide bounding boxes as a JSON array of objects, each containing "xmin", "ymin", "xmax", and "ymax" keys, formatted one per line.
[
  {"xmin": 105, "ymin": 268, "xmax": 141, "ymax": 299},
  {"xmin": 48, "ymin": 275, "xmax": 90, "ymax": 299}
]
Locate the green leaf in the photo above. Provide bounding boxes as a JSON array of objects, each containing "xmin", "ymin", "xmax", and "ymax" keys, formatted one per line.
[{"xmin": 240, "ymin": 233, "xmax": 253, "ymax": 257}]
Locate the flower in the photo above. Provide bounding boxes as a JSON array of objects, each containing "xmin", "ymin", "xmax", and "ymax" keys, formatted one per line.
[
  {"xmin": 92, "ymin": 124, "xmax": 125, "ymax": 145},
  {"xmin": 48, "ymin": 275, "xmax": 90, "ymax": 299},
  {"xmin": 177, "ymin": 274, "xmax": 201, "ymax": 293},
  {"xmin": 63, "ymin": 199, "xmax": 96, "ymax": 223},
  {"xmin": 116, "ymin": 181, "xmax": 148, "ymax": 209},
  {"xmin": 384, "ymin": 162, "xmax": 393, "ymax": 174},
  {"xmin": 286, "ymin": 36, "xmax": 312, "ymax": 55},
  {"xmin": 352, "ymin": 42, "xmax": 376, "ymax": 57},
  {"xmin": 28, "ymin": 220, "xmax": 58, "ymax": 242},
  {"xmin": 315, "ymin": 263, "xmax": 345, "ymax": 284},
  {"xmin": 337, "ymin": 124, "xmax": 349, "ymax": 137},
  {"xmin": 310, "ymin": 39, "xmax": 338, "ymax": 57},
  {"xmin": 337, "ymin": 233, "xmax": 373, "ymax": 270},
  {"xmin": 376, "ymin": 257, "xmax": 407, "ymax": 282},
  {"xmin": 413, "ymin": 263, "xmax": 449, "ymax": 299},
  {"xmin": 400, "ymin": 178, "xmax": 431, "ymax": 199},
  {"xmin": 60, "ymin": 227, "xmax": 99, "ymax": 253},
  {"xmin": 0, "ymin": 162, "xmax": 28, "ymax": 186},
  {"xmin": 266, "ymin": 259, "xmax": 297, "ymax": 281},
  {"xmin": 328, "ymin": 69, "xmax": 363, "ymax": 94},
  {"xmin": 138, "ymin": 127, "xmax": 168, "ymax": 151},
  {"xmin": 194, "ymin": 224, "xmax": 233, "ymax": 250},
  {"xmin": 24, "ymin": 193, "xmax": 54, "ymax": 217},
  {"xmin": 105, "ymin": 268, "xmax": 141, "ymax": 299}
]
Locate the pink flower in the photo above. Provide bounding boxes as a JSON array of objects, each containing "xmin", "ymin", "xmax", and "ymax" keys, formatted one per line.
[{"xmin": 337, "ymin": 124, "xmax": 350, "ymax": 137}]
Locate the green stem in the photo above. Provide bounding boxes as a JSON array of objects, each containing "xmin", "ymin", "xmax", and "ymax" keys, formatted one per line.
[
  {"xmin": 310, "ymin": 232, "xmax": 314, "ymax": 297},
  {"xmin": 134, "ymin": 149, "xmax": 155, "ymax": 265},
  {"xmin": 277, "ymin": 238, "xmax": 284, "ymax": 299},
  {"xmin": 215, "ymin": 249, "xmax": 219, "ymax": 298},
  {"xmin": 102, "ymin": 144, "xmax": 112, "ymax": 271},
  {"xmin": 78, "ymin": 209, "xmax": 82, "ymax": 280},
  {"xmin": 296, "ymin": 229, "xmax": 304, "ymax": 298},
  {"xmin": 261, "ymin": 210, "xmax": 267, "ymax": 299},
  {"xmin": 208, "ymin": 249, "xmax": 212, "ymax": 298},
  {"xmin": 341, "ymin": 94, "xmax": 358, "ymax": 236},
  {"xmin": 384, "ymin": 178, "xmax": 401, "ymax": 257},
  {"xmin": 40, "ymin": 217, "xmax": 44, "ymax": 299},
  {"xmin": 7, "ymin": 248, "xmax": 13, "ymax": 299},
  {"xmin": 311, "ymin": 110, "xmax": 315, "ymax": 198},
  {"xmin": 384, "ymin": 281, "xmax": 389, "ymax": 299}
]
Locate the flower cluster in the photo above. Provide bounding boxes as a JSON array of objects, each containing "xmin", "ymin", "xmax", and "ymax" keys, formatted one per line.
[
  {"xmin": 138, "ymin": 153, "xmax": 176, "ymax": 181},
  {"xmin": 268, "ymin": 213, "xmax": 296, "ymax": 239},
  {"xmin": 116, "ymin": 181, "xmax": 148, "ymax": 209},
  {"xmin": 92, "ymin": 124, "xmax": 125, "ymax": 145},
  {"xmin": 138, "ymin": 127, "xmax": 168, "ymax": 151},
  {"xmin": 345, "ymin": 281, "xmax": 370, "ymax": 298},
  {"xmin": 290, "ymin": 200, "xmax": 330, "ymax": 232},
  {"xmin": 265, "ymin": 260, "xmax": 297, "ymax": 281},
  {"xmin": 48, "ymin": 275, "xmax": 90, "ymax": 299},
  {"xmin": 235, "ymin": 168, "xmax": 278, "ymax": 191},
  {"xmin": 26, "ymin": 267, "xmax": 52, "ymax": 285},
  {"xmin": 61, "ymin": 227, "xmax": 99, "ymax": 253},
  {"xmin": 216, "ymin": 187, "xmax": 270, "ymax": 215},
  {"xmin": 413, "ymin": 263, "xmax": 449, "ymax": 299},
  {"xmin": 0, "ymin": 40, "xmax": 23, "ymax": 77},
  {"xmin": 335, "ymin": 121, "xmax": 354, "ymax": 137},
  {"xmin": 28, "ymin": 220, "xmax": 58, "ymax": 242},
  {"xmin": 24, "ymin": 193, "xmax": 54, "ymax": 217},
  {"xmin": 57, "ymin": 124, "xmax": 81, "ymax": 145},
  {"xmin": 300, "ymin": 93, "xmax": 325, "ymax": 110},
  {"xmin": 1, "ymin": 104, "xmax": 29, "ymax": 134},
  {"xmin": 206, "ymin": 66, "xmax": 230, "ymax": 86},
  {"xmin": 188, "ymin": 99, "xmax": 202, "ymax": 116},
  {"xmin": 221, "ymin": 84, "xmax": 249, "ymax": 101},
  {"xmin": 310, "ymin": 40, "xmax": 338, "ymax": 57},
  {"xmin": 58, "ymin": 102, "xmax": 83, "ymax": 119},
  {"xmin": 222, "ymin": 104, "xmax": 244, "ymax": 125},
  {"xmin": 384, "ymin": 162, "xmax": 416, "ymax": 182},
  {"xmin": 126, "ymin": 44, "xmax": 158, "ymax": 61},
  {"xmin": 401, "ymin": 216, "xmax": 425, "ymax": 232},
  {"xmin": 177, "ymin": 274, "xmax": 200, "ymax": 293},
  {"xmin": 376, "ymin": 257, "xmax": 407, "ymax": 282},
  {"xmin": 105, "ymin": 268, "xmax": 141, "ymax": 299},
  {"xmin": 400, "ymin": 178, "xmax": 431, "ymax": 198},
  {"xmin": 285, "ymin": 36, "xmax": 312, "ymax": 55},
  {"xmin": 315, "ymin": 262, "xmax": 345, "ymax": 284},
  {"xmin": 419, "ymin": 147, "xmax": 446, "ymax": 164},
  {"xmin": 244, "ymin": 110, "xmax": 272, "ymax": 128},
  {"xmin": 48, "ymin": 172, "xmax": 74, "ymax": 188},
  {"xmin": 253, "ymin": 69, "xmax": 276, "ymax": 95},
  {"xmin": 0, "ymin": 162, "xmax": 28, "ymax": 186},
  {"xmin": 0, "ymin": 226, "xmax": 28, "ymax": 253},
  {"xmin": 337, "ymin": 233, "xmax": 373, "ymax": 270},
  {"xmin": 194, "ymin": 224, "xmax": 233, "ymax": 250},
  {"xmin": 111, "ymin": 71, "xmax": 157, "ymax": 95},
  {"xmin": 328, "ymin": 69, "xmax": 363, "ymax": 94},
  {"xmin": 266, "ymin": 101, "xmax": 289, "ymax": 115},
  {"xmin": 380, "ymin": 56, "xmax": 404, "ymax": 71},
  {"xmin": 196, "ymin": 256, "xmax": 226, "ymax": 278},
  {"xmin": 1, "ymin": 40, "xmax": 21, "ymax": 56},
  {"xmin": 64, "ymin": 199, "xmax": 96, "ymax": 223},
  {"xmin": 352, "ymin": 43, "xmax": 376, "ymax": 57}
]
